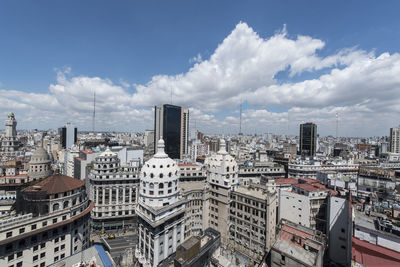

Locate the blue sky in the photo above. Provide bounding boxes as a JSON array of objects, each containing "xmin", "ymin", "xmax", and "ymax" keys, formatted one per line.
[{"xmin": 1, "ymin": 1, "xmax": 400, "ymax": 136}]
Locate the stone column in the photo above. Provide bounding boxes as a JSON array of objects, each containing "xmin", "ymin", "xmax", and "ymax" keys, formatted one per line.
[{"xmin": 172, "ymin": 225, "xmax": 177, "ymax": 251}]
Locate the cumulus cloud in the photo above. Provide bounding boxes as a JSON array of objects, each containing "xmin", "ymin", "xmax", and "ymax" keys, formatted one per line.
[{"xmin": 1, "ymin": 22, "xmax": 400, "ymax": 135}]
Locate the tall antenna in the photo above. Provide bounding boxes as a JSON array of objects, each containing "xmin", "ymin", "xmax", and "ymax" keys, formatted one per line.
[
  {"xmin": 239, "ymin": 101, "xmax": 243, "ymax": 135},
  {"xmin": 92, "ymin": 90, "xmax": 96, "ymax": 133},
  {"xmin": 170, "ymin": 88, "xmax": 172, "ymax": 104},
  {"xmin": 336, "ymin": 112, "xmax": 339, "ymax": 139}
]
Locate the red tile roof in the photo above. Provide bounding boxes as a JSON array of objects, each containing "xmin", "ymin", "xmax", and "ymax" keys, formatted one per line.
[
  {"xmin": 352, "ymin": 237, "xmax": 400, "ymax": 266},
  {"xmin": 299, "ymin": 178, "xmax": 319, "ymax": 184},
  {"xmin": 276, "ymin": 178, "xmax": 298, "ymax": 185},
  {"xmin": 0, "ymin": 174, "xmax": 28, "ymax": 179},
  {"xmin": 294, "ymin": 183, "xmax": 328, "ymax": 192},
  {"xmin": 277, "ymin": 225, "xmax": 314, "ymax": 249},
  {"xmin": 179, "ymin": 163, "xmax": 199, "ymax": 167},
  {"xmin": 23, "ymin": 174, "xmax": 84, "ymax": 195}
]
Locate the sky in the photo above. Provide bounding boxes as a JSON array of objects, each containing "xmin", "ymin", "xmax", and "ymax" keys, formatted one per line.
[{"xmin": 1, "ymin": 0, "xmax": 400, "ymax": 137}]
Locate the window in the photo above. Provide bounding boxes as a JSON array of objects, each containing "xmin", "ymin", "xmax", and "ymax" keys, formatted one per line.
[
  {"xmin": 54, "ymin": 256, "xmax": 59, "ymax": 262},
  {"xmin": 61, "ymin": 253, "xmax": 65, "ymax": 259},
  {"xmin": 341, "ymin": 228, "xmax": 345, "ymax": 233},
  {"xmin": 40, "ymin": 252, "xmax": 45, "ymax": 258},
  {"xmin": 33, "ymin": 255, "xmax": 38, "ymax": 261},
  {"xmin": 42, "ymin": 221, "xmax": 47, "ymax": 227},
  {"xmin": 16, "ymin": 262, "xmax": 22, "ymax": 267},
  {"xmin": 61, "ymin": 244, "xmax": 65, "ymax": 250},
  {"xmin": 40, "ymin": 243, "xmax": 45, "ymax": 249},
  {"xmin": 40, "ymin": 262, "xmax": 45, "ymax": 267},
  {"xmin": 19, "ymin": 228, "xmax": 25, "ymax": 234},
  {"xmin": 17, "ymin": 251, "xmax": 22, "ymax": 258},
  {"xmin": 33, "ymin": 245, "xmax": 39, "ymax": 251},
  {"xmin": 6, "ymin": 231, "xmax": 12, "ymax": 238},
  {"xmin": 8, "ymin": 254, "xmax": 14, "ymax": 261},
  {"xmin": 31, "ymin": 224, "xmax": 37, "ymax": 230},
  {"xmin": 53, "ymin": 218, "xmax": 57, "ymax": 224}
]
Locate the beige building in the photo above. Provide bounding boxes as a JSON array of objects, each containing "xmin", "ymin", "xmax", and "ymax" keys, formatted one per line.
[
  {"xmin": 229, "ymin": 183, "xmax": 278, "ymax": 263},
  {"xmin": 203, "ymin": 139, "xmax": 238, "ymax": 246},
  {"xmin": 0, "ymin": 174, "xmax": 93, "ymax": 267}
]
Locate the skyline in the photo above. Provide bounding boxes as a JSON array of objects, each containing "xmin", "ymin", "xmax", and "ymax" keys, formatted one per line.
[{"xmin": 1, "ymin": 1, "xmax": 400, "ymax": 136}]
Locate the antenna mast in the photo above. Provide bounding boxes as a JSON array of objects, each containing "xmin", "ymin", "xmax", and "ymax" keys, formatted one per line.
[
  {"xmin": 336, "ymin": 112, "xmax": 339, "ymax": 139},
  {"xmin": 239, "ymin": 102, "xmax": 243, "ymax": 135},
  {"xmin": 92, "ymin": 90, "xmax": 96, "ymax": 133}
]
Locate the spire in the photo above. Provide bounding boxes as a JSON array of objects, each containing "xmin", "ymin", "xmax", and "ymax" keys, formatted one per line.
[
  {"xmin": 218, "ymin": 139, "xmax": 228, "ymax": 155},
  {"xmin": 154, "ymin": 138, "xmax": 168, "ymax": 158}
]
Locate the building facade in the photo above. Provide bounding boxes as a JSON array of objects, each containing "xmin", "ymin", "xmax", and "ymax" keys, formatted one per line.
[
  {"xmin": 154, "ymin": 104, "xmax": 189, "ymax": 159},
  {"xmin": 0, "ymin": 174, "xmax": 93, "ymax": 267},
  {"xmin": 389, "ymin": 127, "xmax": 400, "ymax": 153},
  {"xmin": 299, "ymin": 122, "xmax": 317, "ymax": 157},
  {"xmin": 203, "ymin": 139, "xmax": 238, "ymax": 245},
  {"xmin": 1, "ymin": 112, "xmax": 23, "ymax": 158},
  {"xmin": 229, "ymin": 183, "xmax": 278, "ymax": 264},
  {"xmin": 135, "ymin": 139, "xmax": 186, "ymax": 267},
  {"xmin": 87, "ymin": 148, "xmax": 139, "ymax": 230}
]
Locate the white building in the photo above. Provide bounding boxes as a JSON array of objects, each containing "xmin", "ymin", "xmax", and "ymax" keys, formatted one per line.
[
  {"xmin": 390, "ymin": 127, "xmax": 400, "ymax": 153},
  {"xmin": 87, "ymin": 148, "xmax": 139, "ymax": 230},
  {"xmin": 135, "ymin": 139, "xmax": 186, "ymax": 267},
  {"xmin": 0, "ymin": 112, "xmax": 23, "ymax": 159},
  {"xmin": 204, "ymin": 139, "xmax": 238, "ymax": 245}
]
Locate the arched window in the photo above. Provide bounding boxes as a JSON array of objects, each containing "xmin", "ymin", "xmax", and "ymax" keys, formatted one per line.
[
  {"xmin": 159, "ymin": 173, "xmax": 163, "ymax": 178},
  {"xmin": 150, "ymin": 173, "xmax": 154, "ymax": 178},
  {"xmin": 149, "ymin": 183, "xmax": 154, "ymax": 189},
  {"xmin": 168, "ymin": 172, "xmax": 172, "ymax": 177},
  {"xmin": 53, "ymin": 203, "xmax": 59, "ymax": 211},
  {"xmin": 227, "ymin": 167, "xmax": 229, "ymax": 172},
  {"xmin": 159, "ymin": 183, "xmax": 164, "ymax": 189}
]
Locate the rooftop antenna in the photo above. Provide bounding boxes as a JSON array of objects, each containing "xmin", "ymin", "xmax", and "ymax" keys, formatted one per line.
[
  {"xmin": 336, "ymin": 112, "xmax": 339, "ymax": 139},
  {"xmin": 239, "ymin": 101, "xmax": 243, "ymax": 135},
  {"xmin": 92, "ymin": 90, "xmax": 96, "ymax": 133},
  {"xmin": 170, "ymin": 88, "xmax": 172, "ymax": 104}
]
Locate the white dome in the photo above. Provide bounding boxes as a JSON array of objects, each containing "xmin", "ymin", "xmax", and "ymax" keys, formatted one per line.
[
  {"xmin": 139, "ymin": 139, "xmax": 180, "ymax": 207},
  {"xmin": 99, "ymin": 147, "xmax": 117, "ymax": 157}
]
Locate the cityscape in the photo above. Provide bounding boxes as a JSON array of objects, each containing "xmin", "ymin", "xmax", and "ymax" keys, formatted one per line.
[{"xmin": 1, "ymin": 1, "xmax": 400, "ymax": 267}]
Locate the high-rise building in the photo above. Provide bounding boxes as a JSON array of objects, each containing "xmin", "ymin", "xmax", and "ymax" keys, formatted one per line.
[
  {"xmin": 154, "ymin": 104, "xmax": 189, "ymax": 159},
  {"xmin": 299, "ymin": 122, "xmax": 317, "ymax": 157},
  {"xmin": 204, "ymin": 139, "xmax": 238, "ymax": 245},
  {"xmin": 389, "ymin": 127, "xmax": 400, "ymax": 153},
  {"xmin": 135, "ymin": 139, "xmax": 186, "ymax": 267},
  {"xmin": 58, "ymin": 123, "xmax": 77, "ymax": 149}
]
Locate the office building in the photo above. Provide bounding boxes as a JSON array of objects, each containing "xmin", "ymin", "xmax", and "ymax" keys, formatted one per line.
[
  {"xmin": 299, "ymin": 122, "xmax": 317, "ymax": 157},
  {"xmin": 154, "ymin": 104, "xmax": 189, "ymax": 159},
  {"xmin": 390, "ymin": 127, "xmax": 400, "ymax": 153},
  {"xmin": 87, "ymin": 148, "xmax": 139, "ymax": 231},
  {"xmin": 58, "ymin": 123, "xmax": 77, "ymax": 149},
  {"xmin": 135, "ymin": 139, "xmax": 186, "ymax": 266},
  {"xmin": 229, "ymin": 183, "xmax": 278, "ymax": 264}
]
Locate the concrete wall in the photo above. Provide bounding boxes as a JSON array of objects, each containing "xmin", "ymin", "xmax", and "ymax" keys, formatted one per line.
[{"xmin": 279, "ymin": 190, "xmax": 310, "ymax": 227}]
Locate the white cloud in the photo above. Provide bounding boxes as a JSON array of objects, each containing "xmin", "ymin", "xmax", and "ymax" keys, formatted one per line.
[{"xmin": 1, "ymin": 22, "xmax": 400, "ymax": 136}]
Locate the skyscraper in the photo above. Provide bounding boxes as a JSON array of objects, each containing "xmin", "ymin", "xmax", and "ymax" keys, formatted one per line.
[
  {"xmin": 299, "ymin": 122, "xmax": 317, "ymax": 157},
  {"xmin": 0, "ymin": 112, "xmax": 23, "ymax": 158},
  {"xmin": 390, "ymin": 127, "xmax": 400, "ymax": 153},
  {"xmin": 58, "ymin": 122, "xmax": 77, "ymax": 149},
  {"xmin": 154, "ymin": 104, "xmax": 189, "ymax": 159}
]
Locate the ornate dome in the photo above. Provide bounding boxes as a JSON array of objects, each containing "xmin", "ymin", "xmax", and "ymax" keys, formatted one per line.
[
  {"xmin": 205, "ymin": 139, "xmax": 238, "ymax": 188},
  {"xmin": 30, "ymin": 147, "xmax": 51, "ymax": 163},
  {"xmin": 139, "ymin": 139, "xmax": 180, "ymax": 207}
]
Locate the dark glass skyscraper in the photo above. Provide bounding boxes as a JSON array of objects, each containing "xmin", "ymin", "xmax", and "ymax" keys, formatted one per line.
[
  {"xmin": 154, "ymin": 104, "xmax": 189, "ymax": 159},
  {"xmin": 299, "ymin": 122, "xmax": 317, "ymax": 157}
]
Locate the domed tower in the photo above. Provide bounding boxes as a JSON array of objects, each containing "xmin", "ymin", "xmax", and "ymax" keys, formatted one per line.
[
  {"xmin": 204, "ymin": 139, "xmax": 238, "ymax": 245},
  {"xmin": 1, "ymin": 112, "xmax": 22, "ymax": 157},
  {"xmin": 29, "ymin": 147, "xmax": 52, "ymax": 180},
  {"xmin": 135, "ymin": 139, "xmax": 185, "ymax": 267}
]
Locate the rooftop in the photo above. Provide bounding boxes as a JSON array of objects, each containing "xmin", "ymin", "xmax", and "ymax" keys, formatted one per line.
[
  {"xmin": 352, "ymin": 237, "xmax": 400, "ymax": 266},
  {"xmin": 276, "ymin": 178, "xmax": 298, "ymax": 185},
  {"xmin": 23, "ymin": 174, "xmax": 84, "ymax": 195}
]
